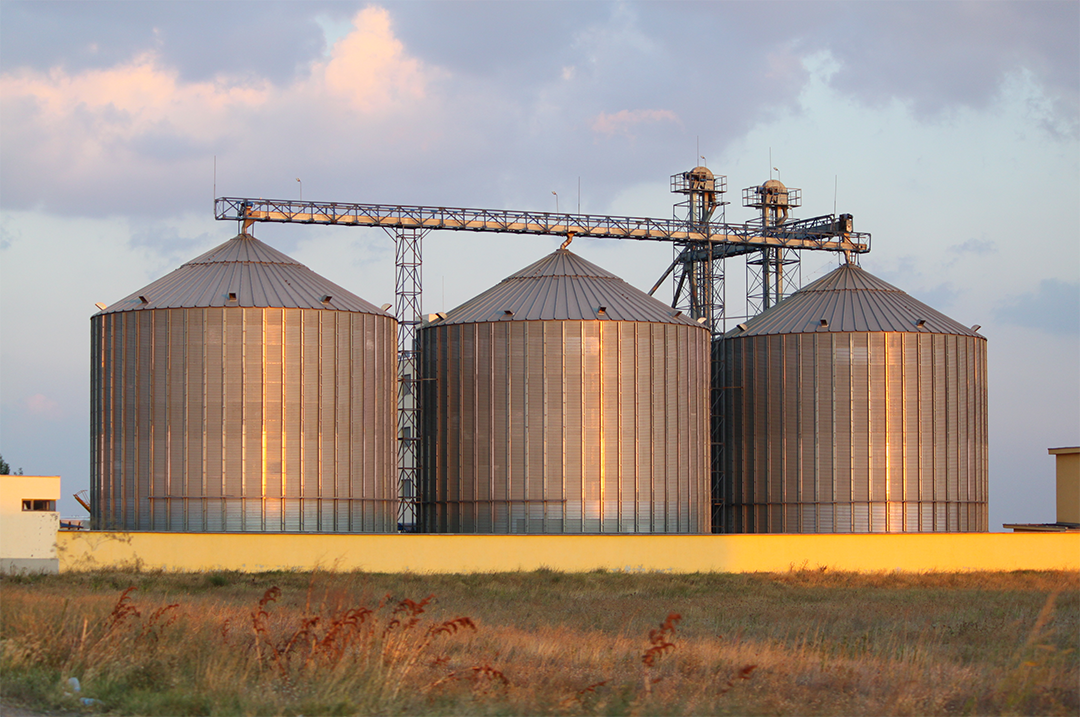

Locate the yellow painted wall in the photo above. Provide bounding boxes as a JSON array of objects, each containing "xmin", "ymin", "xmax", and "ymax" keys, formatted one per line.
[
  {"xmin": 1051, "ymin": 447, "xmax": 1080, "ymax": 525},
  {"xmin": 58, "ymin": 530, "xmax": 1080, "ymax": 574},
  {"xmin": 1, "ymin": 476, "xmax": 61, "ymax": 572}
]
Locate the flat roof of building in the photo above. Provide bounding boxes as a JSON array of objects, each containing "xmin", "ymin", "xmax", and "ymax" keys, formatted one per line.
[{"xmin": 1003, "ymin": 522, "xmax": 1080, "ymax": 532}]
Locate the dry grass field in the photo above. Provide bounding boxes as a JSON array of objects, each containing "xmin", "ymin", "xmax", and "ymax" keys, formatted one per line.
[{"xmin": 1, "ymin": 568, "xmax": 1077, "ymax": 716}]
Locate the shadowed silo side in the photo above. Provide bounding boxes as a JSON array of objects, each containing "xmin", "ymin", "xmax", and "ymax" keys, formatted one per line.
[
  {"xmin": 719, "ymin": 263, "xmax": 988, "ymax": 533},
  {"xmin": 419, "ymin": 248, "xmax": 710, "ymax": 534},
  {"xmin": 90, "ymin": 233, "xmax": 397, "ymax": 532}
]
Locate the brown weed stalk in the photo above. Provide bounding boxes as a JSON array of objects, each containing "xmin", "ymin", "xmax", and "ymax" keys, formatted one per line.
[
  {"xmin": 242, "ymin": 586, "xmax": 482, "ymax": 705},
  {"xmin": 642, "ymin": 612, "xmax": 681, "ymax": 696}
]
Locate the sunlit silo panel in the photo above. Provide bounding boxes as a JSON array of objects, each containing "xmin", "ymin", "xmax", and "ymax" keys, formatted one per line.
[
  {"xmin": 719, "ymin": 263, "xmax": 988, "ymax": 533},
  {"xmin": 419, "ymin": 248, "xmax": 710, "ymax": 534},
  {"xmin": 90, "ymin": 233, "xmax": 397, "ymax": 532}
]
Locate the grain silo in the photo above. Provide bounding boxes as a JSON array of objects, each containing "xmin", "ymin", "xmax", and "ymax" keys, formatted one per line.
[
  {"xmin": 90, "ymin": 233, "xmax": 397, "ymax": 532},
  {"xmin": 719, "ymin": 262, "xmax": 988, "ymax": 533},
  {"xmin": 419, "ymin": 248, "xmax": 710, "ymax": 534}
]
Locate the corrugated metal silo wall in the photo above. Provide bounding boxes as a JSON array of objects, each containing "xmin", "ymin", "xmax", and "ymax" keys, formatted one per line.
[
  {"xmin": 419, "ymin": 320, "xmax": 710, "ymax": 533},
  {"xmin": 720, "ymin": 331, "xmax": 988, "ymax": 532},
  {"xmin": 90, "ymin": 307, "xmax": 397, "ymax": 531}
]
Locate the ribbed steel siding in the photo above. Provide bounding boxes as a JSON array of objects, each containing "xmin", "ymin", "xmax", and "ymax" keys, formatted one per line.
[
  {"xmin": 721, "ymin": 331, "xmax": 988, "ymax": 532},
  {"xmin": 90, "ymin": 307, "xmax": 397, "ymax": 531},
  {"xmin": 420, "ymin": 320, "xmax": 710, "ymax": 533}
]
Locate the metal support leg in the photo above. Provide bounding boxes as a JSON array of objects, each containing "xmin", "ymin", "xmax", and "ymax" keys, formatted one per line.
[
  {"xmin": 747, "ymin": 247, "xmax": 800, "ymax": 317},
  {"xmin": 389, "ymin": 227, "xmax": 425, "ymax": 531}
]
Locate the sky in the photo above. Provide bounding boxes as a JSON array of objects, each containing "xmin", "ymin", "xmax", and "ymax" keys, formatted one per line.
[{"xmin": 1, "ymin": 1, "xmax": 1077, "ymax": 529}]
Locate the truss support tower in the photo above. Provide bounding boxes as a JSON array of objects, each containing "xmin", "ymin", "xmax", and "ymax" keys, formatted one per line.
[
  {"xmin": 388, "ymin": 227, "xmax": 426, "ymax": 531},
  {"xmin": 668, "ymin": 167, "xmax": 732, "ymax": 533},
  {"xmin": 743, "ymin": 180, "xmax": 803, "ymax": 313}
]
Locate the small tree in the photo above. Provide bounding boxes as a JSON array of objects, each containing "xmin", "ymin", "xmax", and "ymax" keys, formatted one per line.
[{"xmin": 0, "ymin": 454, "xmax": 24, "ymax": 475}]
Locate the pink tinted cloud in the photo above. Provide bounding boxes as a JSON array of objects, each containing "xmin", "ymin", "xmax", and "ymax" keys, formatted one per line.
[
  {"xmin": 591, "ymin": 109, "xmax": 680, "ymax": 138},
  {"xmin": 320, "ymin": 7, "xmax": 435, "ymax": 113},
  {"xmin": 24, "ymin": 394, "xmax": 64, "ymax": 421},
  {"xmin": 0, "ymin": 6, "xmax": 439, "ymax": 206},
  {"xmin": 0, "ymin": 7, "xmax": 432, "ymax": 127},
  {"xmin": 0, "ymin": 53, "xmax": 271, "ymax": 136}
]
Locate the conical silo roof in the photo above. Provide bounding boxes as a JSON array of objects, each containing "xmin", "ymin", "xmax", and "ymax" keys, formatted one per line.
[
  {"xmin": 98, "ymin": 233, "xmax": 388, "ymax": 315},
  {"xmin": 726, "ymin": 263, "xmax": 981, "ymax": 337},
  {"xmin": 434, "ymin": 248, "xmax": 700, "ymax": 326}
]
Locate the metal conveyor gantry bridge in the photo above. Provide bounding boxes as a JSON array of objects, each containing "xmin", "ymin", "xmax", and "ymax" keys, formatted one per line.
[{"xmin": 214, "ymin": 167, "xmax": 871, "ymax": 531}]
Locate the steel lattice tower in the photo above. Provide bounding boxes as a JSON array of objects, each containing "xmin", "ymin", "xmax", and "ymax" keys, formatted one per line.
[
  {"xmin": 389, "ymin": 227, "xmax": 426, "ymax": 530},
  {"xmin": 743, "ymin": 180, "xmax": 803, "ymax": 314}
]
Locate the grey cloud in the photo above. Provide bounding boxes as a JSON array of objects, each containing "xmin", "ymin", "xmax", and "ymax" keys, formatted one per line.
[
  {"xmin": 2, "ymin": 1, "xmax": 1076, "ymax": 224},
  {"xmin": 0, "ymin": 0, "xmax": 346, "ymax": 84},
  {"xmin": 390, "ymin": 2, "xmax": 611, "ymax": 80},
  {"xmin": 949, "ymin": 239, "xmax": 997, "ymax": 255},
  {"xmin": 815, "ymin": 2, "xmax": 1078, "ymax": 132},
  {"xmin": 129, "ymin": 127, "xmax": 208, "ymax": 163},
  {"xmin": 5, "ymin": 1, "xmax": 1075, "ymax": 126},
  {"xmin": 654, "ymin": 2, "xmax": 1078, "ymax": 133},
  {"xmin": 0, "ymin": 5, "xmax": 788, "ymax": 221},
  {"xmin": 996, "ymin": 279, "xmax": 1080, "ymax": 335}
]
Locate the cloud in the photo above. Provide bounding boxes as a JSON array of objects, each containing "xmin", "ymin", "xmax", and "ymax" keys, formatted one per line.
[
  {"xmin": 996, "ymin": 279, "xmax": 1080, "ymax": 335},
  {"xmin": 0, "ymin": 6, "xmax": 443, "ymax": 218},
  {"xmin": 0, "ymin": 50, "xmax": 271, "ymax": 122},
  {"xmin": 1, "ymin": 3, "xmax": 1076, "ymax": 235},
  {"xmin": 948, "ymin": 239, "xmax": 997, "ymax": 255},
  {"xmin": 0, "ymin": 1, "xmax": 335, "ymax": 84},
  {"xmin": 320, "ymin": 7, "xmax": 432, "ymax": 112},
  {"xmin": 8, "ymin": 2, "xmax": 1070, "ymax": 228},
  {"xmin": 816, "ymin": 2, "xmax": 1079, "ymax": 133},
  {"xmin": 591, "ymin": 109, "xmax": 680, "ymax": 138},
  {"xmin": 24, "ymin": 394, "xmax": 64, "ymax": 421}
]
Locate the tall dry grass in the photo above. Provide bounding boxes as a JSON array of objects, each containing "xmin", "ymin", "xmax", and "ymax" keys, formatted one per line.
[{"xmin": 1, "ymin": 568, "xmax": 1076, "ymax": 715}]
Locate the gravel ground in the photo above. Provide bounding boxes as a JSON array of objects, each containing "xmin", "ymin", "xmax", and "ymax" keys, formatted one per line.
[{"xmin": 0, "ymin": 702, "xmax": 79, "ymax": 717}]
